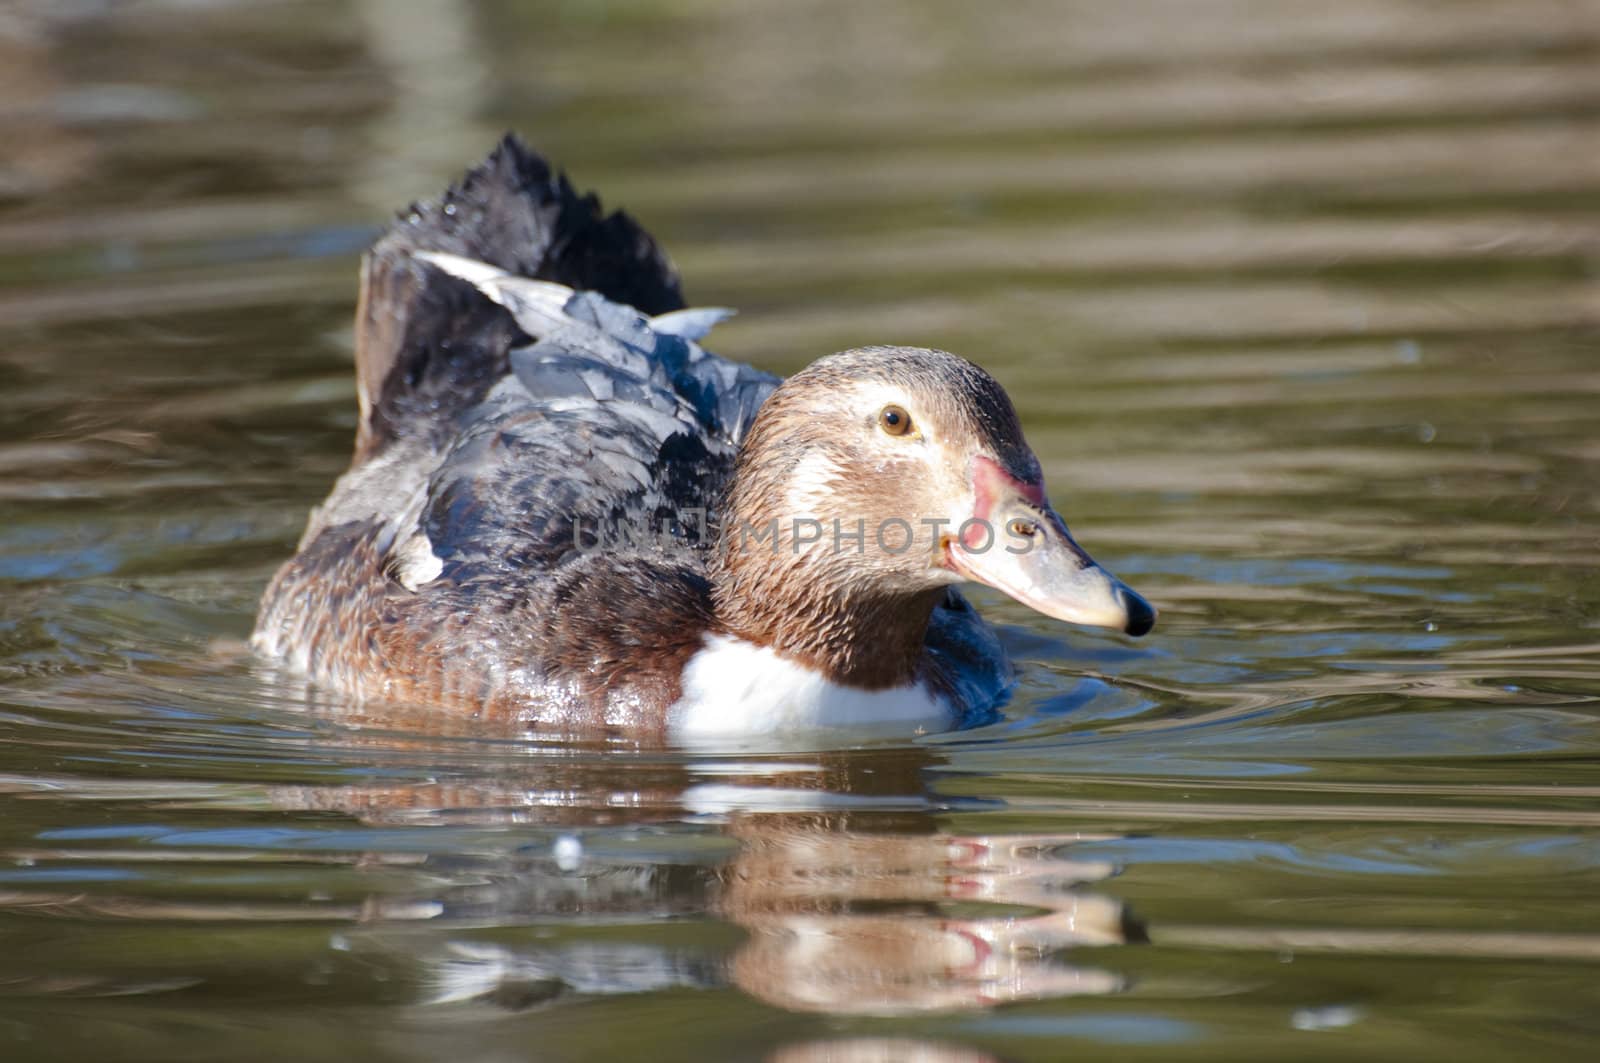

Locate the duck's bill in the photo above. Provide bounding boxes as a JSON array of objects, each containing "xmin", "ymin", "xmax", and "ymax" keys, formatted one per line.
[{"xmin": 944, "ymin": 509, "xmax": 1156, "ymax": 637}]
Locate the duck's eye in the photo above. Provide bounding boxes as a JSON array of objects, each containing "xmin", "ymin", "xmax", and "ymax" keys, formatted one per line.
[
  {"xmin": 878, "ymin": 405, "xmax": 914, "ymax": 436},
  {"xmin": 1008, "ymin": 518, "xmax": 1038, "ymax": 538}
]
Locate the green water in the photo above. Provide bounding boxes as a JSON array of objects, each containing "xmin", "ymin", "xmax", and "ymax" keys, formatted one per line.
[{"xmin": 2, "ymin": 1, "xmax": 1598, "ymax": 1060}]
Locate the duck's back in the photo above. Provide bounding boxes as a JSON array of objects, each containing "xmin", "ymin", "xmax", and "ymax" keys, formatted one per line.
[{"xmin": 253, "ymin": 136, "xmax": 778, "ymax": 735}]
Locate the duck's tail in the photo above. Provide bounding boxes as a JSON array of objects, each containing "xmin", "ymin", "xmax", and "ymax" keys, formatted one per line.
[{"xmin": 352, "ymin": 133, "xmax": 685, "ymax": 463}]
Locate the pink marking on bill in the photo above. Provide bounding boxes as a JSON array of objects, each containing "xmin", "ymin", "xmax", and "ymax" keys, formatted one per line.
[{"xmin": 970, "ymin": 455, "xmax": 1046, "ymax": 520}]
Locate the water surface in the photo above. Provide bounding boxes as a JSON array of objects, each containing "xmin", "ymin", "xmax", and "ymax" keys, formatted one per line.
[{"xmin": 2, "ymin": 1, "xmax": 1598, "ymax": 1060}]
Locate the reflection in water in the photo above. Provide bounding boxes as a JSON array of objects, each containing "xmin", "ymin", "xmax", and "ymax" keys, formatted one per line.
[
  {"xmin": 0, "ymin": 745, "xmax": 1141, "ymax": 1019},
  {"xmin": 768, "ymin": 1040, "xmax": 1002, "ymax": 1063},
  {"xmin": 722, "ymin": 825, "xmax": 1128, "ymax": 1014},
  {"xmin": 272, "ymin": 748, "xmax": 1140, "ymax": 1017},
  {"xmin": 408, "ymin": 821, "xmax": 1133, "ymax": 1017}
]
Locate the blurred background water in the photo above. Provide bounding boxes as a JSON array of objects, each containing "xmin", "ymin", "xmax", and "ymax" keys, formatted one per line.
[{"xmin": 2, "ymin": 1, "xmax": 1598, "ymax": 1060}]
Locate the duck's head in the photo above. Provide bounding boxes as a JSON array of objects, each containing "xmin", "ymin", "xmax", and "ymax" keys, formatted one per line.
[{"xmin": 713, "ymin": 346, "xmax": 1154, "ymax": 684}]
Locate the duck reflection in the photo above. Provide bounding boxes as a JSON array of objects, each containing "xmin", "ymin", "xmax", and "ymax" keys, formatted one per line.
[
  {"xmin": 767, "ymin": 1041, "xmax": 1005, "ymax": 1063},
  {"xmin": 720, "ymin": 819, "xmax": 1133, "ymax": 1014},
  {"xmin": 272, "ymin": 745, "xmax": 1145, "ymax": 1016}
]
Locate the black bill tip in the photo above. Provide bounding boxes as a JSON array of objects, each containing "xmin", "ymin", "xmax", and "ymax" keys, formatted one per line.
[{"xmin": 1120, "ymin": 588, "xmax": 1157, "ymax": 637}]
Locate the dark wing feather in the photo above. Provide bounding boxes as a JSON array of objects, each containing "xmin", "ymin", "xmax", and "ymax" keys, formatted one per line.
[
  {"xmin": 399, "ymin": 258, "xmax": 777, "ymax": 577},
  {"xmin": 354, "ymin": 133, "xmax": 689, "ymax": 464}
]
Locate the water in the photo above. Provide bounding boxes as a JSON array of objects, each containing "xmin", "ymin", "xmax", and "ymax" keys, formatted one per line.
[{"xmin": 2, "ymin": 1, "xmax": 1598, "ymax": 1059}]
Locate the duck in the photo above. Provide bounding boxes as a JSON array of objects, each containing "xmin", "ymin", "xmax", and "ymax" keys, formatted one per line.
[{"xmin": 253, "ymin": 134, "xmax": 1155, "ymax": 742}]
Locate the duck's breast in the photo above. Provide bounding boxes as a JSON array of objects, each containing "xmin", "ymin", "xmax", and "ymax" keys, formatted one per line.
[{"xmin": 669, "ymin": 633, "xmax": 955, "ymax": 743}]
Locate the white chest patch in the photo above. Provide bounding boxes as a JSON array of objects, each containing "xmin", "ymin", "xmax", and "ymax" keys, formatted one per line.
[{"xmin": 669, "ymin": 634, "xmax": 953, "ymax": 744}]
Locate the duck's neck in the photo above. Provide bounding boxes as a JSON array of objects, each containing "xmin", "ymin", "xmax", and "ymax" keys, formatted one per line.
[{"xmin": 709, "ymin": 549, "xmax": 945, "ymax": 690}]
